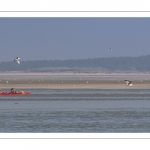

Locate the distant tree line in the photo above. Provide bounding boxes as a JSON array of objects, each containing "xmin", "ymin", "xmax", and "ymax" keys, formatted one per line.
[{"xmin": 0, "ymin": 55, "xmax": 150, "ymax": 71}]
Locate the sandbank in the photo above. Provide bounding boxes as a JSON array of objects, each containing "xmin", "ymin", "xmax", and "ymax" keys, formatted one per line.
[{"xmin": 0, "ymin": 72, "xmax": 150, "ymax": 89}]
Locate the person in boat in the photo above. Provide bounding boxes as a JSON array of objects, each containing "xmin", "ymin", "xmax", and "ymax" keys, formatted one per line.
[
  {"xmin": 0, "ymin": 89, "xmax": 3, "ymax": 94},
  {"xmin": 11, "ymin": 88, "xmax": 17, "ymax": 93}
]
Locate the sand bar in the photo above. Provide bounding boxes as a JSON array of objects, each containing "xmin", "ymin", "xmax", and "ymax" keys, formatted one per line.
[{"xmin": 0, "ymin": 72, "xmax": 150, "ymax": 89}]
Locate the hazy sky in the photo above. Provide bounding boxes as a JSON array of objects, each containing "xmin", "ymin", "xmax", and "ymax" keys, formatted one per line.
[{"xmin": 0, "ymin": 18, "xmax": 150, "ymax": 62}]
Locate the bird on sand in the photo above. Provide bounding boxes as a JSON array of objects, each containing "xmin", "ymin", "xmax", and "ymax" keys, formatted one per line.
[
  {"xmin": 124, "ymin": 80, "xmax": 133, "ymax": 86},
  {"xmin": 14, "ymin": 57, "xmax": 20, "ymax": 64}
]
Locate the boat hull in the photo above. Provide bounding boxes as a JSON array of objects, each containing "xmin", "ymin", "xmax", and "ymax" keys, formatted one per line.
[{"xmin": 0, "ymin": 92, "xmax": 31, "ymax": 96}]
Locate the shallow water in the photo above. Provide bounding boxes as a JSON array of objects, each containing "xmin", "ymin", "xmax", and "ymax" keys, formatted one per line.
[{"xmin": 0, "ymin": 89, "xmax": 150, "ymax": 132}]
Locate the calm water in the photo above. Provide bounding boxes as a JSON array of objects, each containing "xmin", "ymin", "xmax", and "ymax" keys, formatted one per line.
[{"xmin": 0, "ymin": 89, "xmax": 150, "ymax": 132}]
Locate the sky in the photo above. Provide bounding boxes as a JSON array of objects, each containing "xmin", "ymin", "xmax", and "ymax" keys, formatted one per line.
[{"xmin": 0, "ymin": 17, "xmax": 150, "ymax": 62}]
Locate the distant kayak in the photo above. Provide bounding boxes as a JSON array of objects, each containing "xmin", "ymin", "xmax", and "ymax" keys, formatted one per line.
[{"xmin": 0, "ymin": 91, "xmax": 31, "ymax": 96}]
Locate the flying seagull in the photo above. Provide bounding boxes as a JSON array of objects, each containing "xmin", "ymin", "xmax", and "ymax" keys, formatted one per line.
[
  {"xmin": 110, "ymin": 48, "xmax": 112, "ymax": 50},
  {"xmin": 14, "ymin": 57, "xmax": 20, "ymax": 64},
  {"xmin": 124, "ymin": 80, "xmax": 133, "ymax": 86}
]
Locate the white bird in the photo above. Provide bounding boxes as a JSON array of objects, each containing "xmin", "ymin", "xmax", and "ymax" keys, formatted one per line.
[
  {"xmin": 110, "ymin": 48, "xmax": 112, "ymax": 50},
  {"xmin": 124, "ymin": 80, "xmax": 133, "ymax": 86},
  {"xmin": 14, "ymin": 57, "xmax": 20, "ymax": 64}
]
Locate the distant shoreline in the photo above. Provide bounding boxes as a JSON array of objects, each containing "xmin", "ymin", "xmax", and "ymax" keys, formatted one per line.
[{"xmin": 1, "ymin": 55, "xmax": 150, "ymax": 72}]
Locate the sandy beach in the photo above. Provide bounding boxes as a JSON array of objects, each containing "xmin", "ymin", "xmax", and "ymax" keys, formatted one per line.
[{"xmin": 0, "ymin": 72, "xmax": 150, "ymax": 90}]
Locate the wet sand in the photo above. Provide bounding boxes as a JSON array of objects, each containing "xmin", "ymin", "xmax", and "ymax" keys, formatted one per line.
[{"xmin": 0, "ymin": 72, "xmax": 150, "ymax": 89}]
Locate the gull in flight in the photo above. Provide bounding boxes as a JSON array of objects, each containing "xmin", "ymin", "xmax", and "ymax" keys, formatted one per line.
[
  {"xmin": 124, "ymin": 80, "xmax": 133, "ymax": 86},
  {"xmin": 14, "ymin": 57, "xmax": 20, "ymax": 64},
  {"xmin": 110, "ymin": 48, "xmax": 112, "ymax": 50}
]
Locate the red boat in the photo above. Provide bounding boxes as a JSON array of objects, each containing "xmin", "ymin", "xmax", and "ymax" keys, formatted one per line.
[{"xmin": 0, "ymin": 91, "xmax": 31, "ymax": 96}]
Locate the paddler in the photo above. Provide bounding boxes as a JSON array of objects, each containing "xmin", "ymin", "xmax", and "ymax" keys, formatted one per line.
[{"xmin": 11, "ymin": 88, "xmax": 17, "ymax": 94}]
